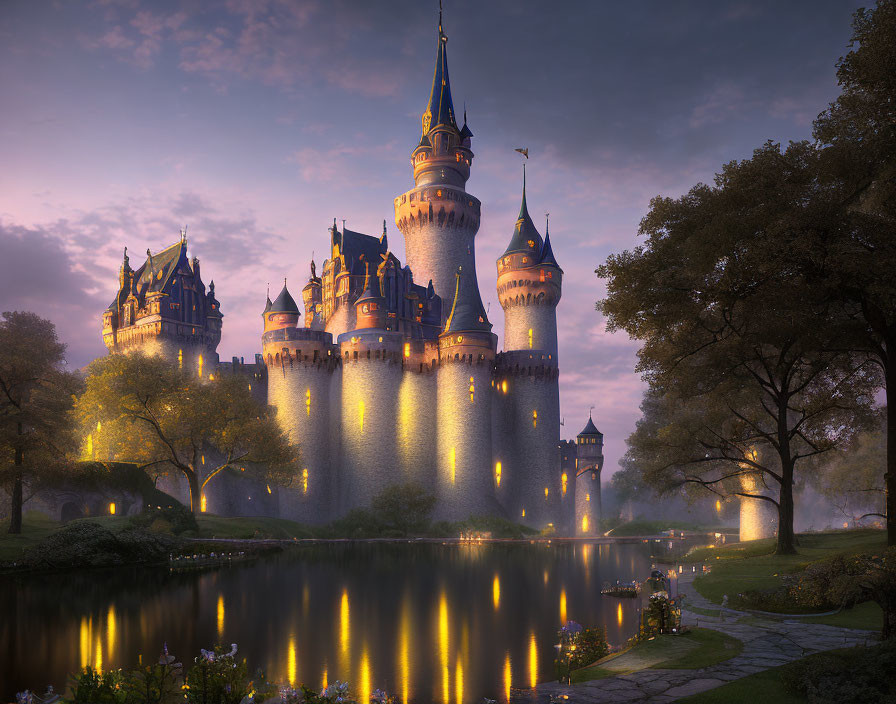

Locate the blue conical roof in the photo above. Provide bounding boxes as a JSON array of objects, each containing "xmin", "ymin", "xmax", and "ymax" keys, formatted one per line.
[
  {"xmin": 422, "ymin": 18, "xmax": 458, "ymax": 135},
  {"xmin": 502, "ymin": 166, "xmax": 543, "ymax": 257},
  {"xmin": 578, "ymin": 415, "xmax": 603, "ymax": 438},
  {"xmin": 444, "ymin": 266, "xmax": 492, "ymax": 334},
  {"xmin": 270, "ymin": 282, "xmax": 299, "ymax": 314},
  {"xmin": 539, "ymin": 223, "xmax": 561, "ymax": 269}
]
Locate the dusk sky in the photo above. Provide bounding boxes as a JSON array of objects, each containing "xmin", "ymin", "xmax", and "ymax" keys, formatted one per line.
[{"xmin": 0, "ymin": 0, "xmax": 863, "ymax": 475}]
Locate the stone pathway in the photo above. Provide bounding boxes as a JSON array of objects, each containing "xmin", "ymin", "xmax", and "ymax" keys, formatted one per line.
[{"xmin": 524, "ymin": 571, "xmax": 878, "ymax": 703}]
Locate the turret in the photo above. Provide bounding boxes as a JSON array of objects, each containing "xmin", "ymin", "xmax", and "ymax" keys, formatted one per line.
[
  {"xmin": 394, "ymin": 9, "xmax": 482, "ymax": 306},
  {"xmin": 435, "ymin": 267, "xmax": 498, "ymax": 520},
  {"xmin": 354, "ymin": 265, "xmax": 386, "ymax": 330},
  {"xmin": 264, "ymin": 280, "xmax": 300, "ymax": 334},
  {"xmin": 496, "ymin": 166, "xmax": 563, "ymax": 359},
  {"xmin": 575, "ymin": 414, "xmax": 604, "ymax": 536},
  {"xmin": 302, "ymin": 260, "xmax": 323, "ymax": 329}
]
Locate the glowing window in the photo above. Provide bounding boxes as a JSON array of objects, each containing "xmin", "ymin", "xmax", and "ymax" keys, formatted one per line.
[
  {"xmin": 109, "ymin": 502, "xmax": 116, "ymax": 515},
  {"xmin": 527, "ymin": 240, "xmax": 535, "ymax": 248},
  {"xmin": 561, "ymin": 472, "xmax": 568, "ymax": 495},
  {"xmin": 582, "ymin": 514, "xmax": 589, "ymax": 532},
  {"xmin": 539, "ymin": 269, "xmax": 545, "ymax": 282},
  {"xmin": 544, "ymin": 487, "xmax": 549, "ymax": 499},
  {"xmin": 457, "ymin": 335, "xmax": 464, "ymax": 343},
  {"xmin": 306, "ymin": 388, "xmax": 311, "ymax": 416},
  {"xmin": 495, "ymin": 461, "xmax": 502, "ymax": 488},
  {"xmin": 178, "ymin": 349, "xmax": 183, "ymax": 369},
  {"xmin": 528, "ymin": 328, "xmax": 533, "ymax": 348},
  {"xmin": 469, "ymin": 376, "xmax": 475, "ymax": 403},
  {"xmin": 200, "ymin": 494, "xmax": 207, "ymax": 513},
  {"xmin": 532, "ymin": 409, "xmax": 538, "ymax": 428},
  {"xmin": 586, "ymin": 493, "xmax": 590, "ymax": 502},
  {"xmin": 404, "ymin": 343, "xmax": 411, "ymax": 358},
  {"xmin": 522, "ymin": 509, "xmax": 526, "ymax": 518},
  {"xmin": 198, "ymin": 354, "xmax": 203, "ymax": 378},
  {"xmin": 302, "ymin": 469, "xmax": 309, "ymax": 495},
  {"xmin": 501, "ymin": 380, "xmax": 508, "ymax": 394}
]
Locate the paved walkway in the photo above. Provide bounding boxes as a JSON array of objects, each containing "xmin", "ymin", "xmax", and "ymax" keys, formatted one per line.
[{"xmin": 525, "ymin": 571, "xmax": 878, "ymax": 703}]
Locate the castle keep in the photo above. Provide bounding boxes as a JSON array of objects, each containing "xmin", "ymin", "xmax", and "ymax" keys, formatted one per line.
[{"xmin": 102, "ymin": 15, "xmax": 605, "ymax": 534}]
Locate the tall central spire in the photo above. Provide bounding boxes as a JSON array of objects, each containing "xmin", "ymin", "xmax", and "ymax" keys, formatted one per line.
[{"xmin": 422, "ymin": 6, "xmax": 457, "ymax": 136}]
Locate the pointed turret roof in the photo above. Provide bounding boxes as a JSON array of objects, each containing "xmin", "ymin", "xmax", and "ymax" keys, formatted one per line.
[
  {"xmin": 502, "ymin": 165, "xmax": 543, "ymax": 257},
  {"xmin": 355, "ymin": 264, "xmax": 383, "ymax": 304},
  {"xmin": 422, "ymin": 12, "xmax": 458, "ymax": 135},
  {"xmin": 578, "ymin": 415, "xmax": 603, "ymax": 438},
  {"xmin": 270, "ymin": 281, "xmax": 299, "ymax": 314},
  {"xmin": 539, "ymin": 217, "xmax": 561, "ymax": 269},
  {"xmin": 444, "ymin": 266, "xmax": 492, "ymax": 334}
]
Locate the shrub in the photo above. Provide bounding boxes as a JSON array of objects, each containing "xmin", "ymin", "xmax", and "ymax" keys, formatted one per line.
[
  {"xmin": 371, "ymin": 483, "xmax": 436, "ymax": 536},
  {"xmin": 781, "ymin": 641, "xmax": 896, "ymax": 703},
  {"xmin": 132, "ymin": 503, "xmax": 198, "ymax": 535}
]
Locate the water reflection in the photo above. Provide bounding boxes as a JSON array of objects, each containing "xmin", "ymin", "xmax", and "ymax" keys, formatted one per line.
[{"xmin": 1, "ymin": 540, "xmax": 691, "ymax": 702}]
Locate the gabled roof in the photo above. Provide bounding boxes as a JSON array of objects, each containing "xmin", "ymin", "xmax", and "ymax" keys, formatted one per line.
[
  {"xmin": 444, "ymin": 266, "xmax": 492, "ymax": 334},
  {"xmin": 578, "ymin": 416, "xmax": 603, "ymax": 438},
  {"xmin": 135, "ymin": 240, "xmax": 187, "ymax": 296},
  {"xmin": 502, "ymin": 166, "xmax": 543, "ymax": 257},
  {"xmin": 270, "ymin": 283, "xmax": 299, "ymax": 314},
  {"xmin": 340, "ymin": 227, "xmax": 388, "ymax": 268}
]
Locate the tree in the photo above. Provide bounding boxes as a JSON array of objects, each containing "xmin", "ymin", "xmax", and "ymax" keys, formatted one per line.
[
  {"xmin": 0, "ymin": 311, "xmax": 80, "ymax": 534},
  {"xmin": 598, "ymin": 141, "xmax": 880, "ymax": 554},
  {"xmin": 371, "ymin": 482, "xmax": 437, "ymax": 536},
  {"xmin": 74, "ymin": 352, "xmax": 299, "ymax": 514},
  {"xmin": 811, "ymin": 0, "xmax": 896, "ymax": 544}
]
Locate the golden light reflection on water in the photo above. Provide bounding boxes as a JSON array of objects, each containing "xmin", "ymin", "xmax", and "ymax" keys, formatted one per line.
[
  {"xmin": 340, "ymin": 590, "xmax": 350, "ymax": 655},
  {"xmin": 528, "ymin": 632, "xmax": 537, "ymax": 690},
  {"xmin": 399, "ymin": 595, "xmax": 410, "ymax": 704},
  {"xmin": 95, "ymin": 639, "xmax": 102, "ymax": 672},
  {"xmin": 322, "ymin": 667, "xmax": 328, "ymax": 690},
  {"xmin": 439, "ymin": 592, "xmax": 450, "ymax": 704},
  {"xmin": 492, "ymin": 575, "xmax": 500, "ymax": 610},
  {"xmin": 288, "ymin": 636, "xmax": 297, "ymax": 686},
  {"xmin": 359, "ymin": 647, "xmax": 371, "ymax": 704},
  {"xmin": 559, "ymin": 589, "xmax": 567, "ymax": 625},
  {"xmin": 504, "ymin": 652, "xmax": 512, "ymax": 702},
  {"xmin": 455, "ymin": 658, "xmax": 464, "ymax": 704},
  {"xmin": 107, "ymin": 606, "xmax": 116, "ymax": 659},
  {"xmin": 617, "ymin": 602, "xmax": 624, "ymax": 628},
  {"xmin": 79, "ymin": 617, "xmax": 89, "ymax": 669},
  {"xmin": 217, "ymin": 594, "xmax": 225, "ymax": 638}
]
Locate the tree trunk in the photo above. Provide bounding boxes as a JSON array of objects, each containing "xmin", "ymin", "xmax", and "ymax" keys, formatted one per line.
[
  {"xmin": 8, "ymin": 422, "xmax": 24, "ymax": 535},
  {"xmin": 887, "ymin": 367, "xmax": 895, "ymax": 547},
  {"xmin": 775, "ymin": 395, "xmax": 797, "ymax": 555},
  {"xmin": 186, "ymin": 468, "xmax": 200, "ymax": 516}
]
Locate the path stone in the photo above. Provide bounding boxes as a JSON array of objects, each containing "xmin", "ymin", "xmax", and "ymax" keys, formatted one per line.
[{"xmin": 525, "ymin": 570, "xmax": 878, "ymax": 703}]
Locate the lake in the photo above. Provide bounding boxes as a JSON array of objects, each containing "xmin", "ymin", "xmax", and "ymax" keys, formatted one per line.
[{"xmin": 1, "ymin": 539, "xmax": 685, "ymax": 702}]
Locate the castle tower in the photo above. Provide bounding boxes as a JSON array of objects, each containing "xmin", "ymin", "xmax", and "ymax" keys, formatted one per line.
[
  {"xmin": 496, "ymin": 167, "xmax": 563, "ymax": 360},
  {"xmin": 301, "ymin": 260, "xmax": 323, "ymax": 329},
  {"xmin": 575, "ymin": 415, "xmax": 604, "ymax": 536},
  {"xmin": 262, "ymin": 281, "xmax": 336, "ymax": 524},
  {"xmin": 436, "ymin": 266, "xmax": 498, "ymax": 520},
  {"xmin": 337, "ymin": 268, "xmax": 404, "ymax": 512},
  {"xmin": 394, "ymin": 12, "xmax": 481, "ymax": 308},
  {"xmin": 493, "ymin": 170, "xmax": 563, "ymax": 529}
]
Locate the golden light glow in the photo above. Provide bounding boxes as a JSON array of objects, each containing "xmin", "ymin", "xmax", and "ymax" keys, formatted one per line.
[
  {"xmin": 504, "ymin": 653, "xmax": 512, "ymax": 703},
  {"xmin": 198, "ymin": 354, "xmax": 203, "ymax": 378},
  {"xmin": 178, "ymin": 348, "xmax": 183, "ymax": 369},
  {"xmin": 302, "ymin": 468, "xmax": 309, "ymax": 495},
  {"xmin": 95, "ymin": 639, "xmax": 102, "ymax": 673},
  {"xmin": 716, "ymin": 499, "xmax": 722, "ymax": 513},
  {"xmin": 501, "ymin": 380, "xmax": 508, "ymax": 394},
  {"xmin": 617, "ymin": 602, "xmax": 623, "ymax": 628},
  {"xmin": 561, "ymin": 472, "xmax": 568, "ymax": 496},
  {"xmin": 287, "ymin": 636, "xmax": 297, "ymax": 686},
  {"xmin": 532, "ymin": 409, "xmax": 538, "ymax": 428},
  {"xmin": 450, "ymin": 446, "xmax": 456, "ymax": 484},
  {"xmin": 217, "ymin": 594, "xmax": 225, "ymax": 637},
  {"xmin": 359, "ymin": 400, "xmax": 365, "ymax": 432},
  {"xmin": 266, "ymin": 484, "xmax": 272, "ymax": 494},
  {"xmin": 404, "ymin": 342, "xmax": 411, "ymax": 358},
  {"xmin": 322, "ymin": 669, "xmax": 328, "ymax": 691},
  {"xmin": 439, "ymin": 592, "xmax": 450, "ymax": 704},
  {"xmin": 399, "ymin": 596, "xmax": 410, "ymax": 704},
  {"xmin": 108, "ymin": 502, "xmax": 116, "ymax": 515},
  {"xmin": 200, "ymin": 493, "xmax": 207, "ymax": 513},
  {"xmin": 560, "ymin": 589, "xmax": 567, "ymax": 625},
  {"xmin": 469, "ymin": 376, "xmax": 475, "ymax": 403},
  {"xmin": 201, "ymin": 455, "xmax": 205, "ymax": 465},
  {"xmin": 80, "ymin": 617, "xmax": 89, "ymax": 669},
  {"xmin": 527, "ymin": 328, "xmax": 533, "ymax": 348},
  {"xmin": 96, "ymin": 421, "xmax": 101, "ymax": 432},
  {"xmin": 208, "ymin": 373, "xmax": 214, "ymax": 380},
  {"xmin": 86, "ymin": 433, "xmax": 93, "ymax": 459},
  {"xmin": 492, "ymin": 575, "xmax": 500, "ymax": 610},
  {"xmin": 586, "ymin": 493, "xmax": 590, "ymax": 502},
  {"xmin": 521, "ymin": 508, "xmax": 526, "ymax": 518},
  {"xmin": 106, "ymin": 605, "xmax": 116, "ymax": 659},
  {"xmin": 544, "ymin": 487, "xmax": 549, "ymax": 499},
  {"xmin": 455, "ymin": 658, "xmax": 464, "ymax": 704},
  {"xmin": 495, "ymin": 461, "xmax": 502, "ymax": 488},
  {"xmin": 360, "ymin": 648, "xmax": 371, "ymax": 704},
  {"xmin": 528, "ymin": 632, "xmax": 538, "ymax": 690},
  {"xmin": 340, "ymin": 589, "xmax": 350, "ymax": 655},
  {"xmin": 582, "ymin": 514, "xmax": 589, "ymax": 532},
  {"xmin": 306, "ymin": 388, "xmax": 311, "ymax": 416}
]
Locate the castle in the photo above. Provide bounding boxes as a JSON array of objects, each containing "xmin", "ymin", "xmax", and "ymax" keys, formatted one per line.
[{"xmin": 102, "ymin": 14, "xmax": 605, "ymax": 534}]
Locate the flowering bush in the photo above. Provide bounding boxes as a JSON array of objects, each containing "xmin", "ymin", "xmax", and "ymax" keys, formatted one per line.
[{"xmin": 554, "ymin": 621, "xmax": 609, "ymax": 682}]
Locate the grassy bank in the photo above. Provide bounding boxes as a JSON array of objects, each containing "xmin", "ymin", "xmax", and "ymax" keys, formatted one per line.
[
  {"xmin": 607, "ymin": 520, "xmax": 733, "ymax": 537},
  {"xmin": 692, "ymin": 529, "xmax": 886, "ymax": 604},
  {"xmin": 571, "ymin": 628, "xmax": 743, "ymax": 683}
]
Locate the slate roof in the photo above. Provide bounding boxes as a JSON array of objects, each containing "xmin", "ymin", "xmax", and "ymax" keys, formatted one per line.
[
  {"xmin": 539, "ymin": 229, "xmax": 560, "ymax": 269},
  {"xmin": 502, "ymin": 168, "xmax": 544, "ymax": 257},
  {"xmin": 423, "ymin": 23, "xmax": 458, "ymax": 135},
  {"xmin": 578, "ymin": 416, "xmax": 603, "ymax": 438},
  {"xmin": 444, "ymin": 266, "xmax": 492, "ymax": 334},
  {"xmin": 340, "ymin": 227, "xmax": 388, "ymax": 269},
  {"xmin": 108, "ymin": 240, "xmax": 189, "ymax": 310},
  {"xmin": 270, "ymin": 283, "xmax": 300, "ymax": 314}
]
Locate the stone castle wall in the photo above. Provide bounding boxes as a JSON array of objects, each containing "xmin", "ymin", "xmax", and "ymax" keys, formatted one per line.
[{"xmin": 502, "ymin": 301, "xmax": 560, "ymax": 360}]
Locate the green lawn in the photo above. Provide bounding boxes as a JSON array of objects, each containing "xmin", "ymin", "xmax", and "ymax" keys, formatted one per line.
[
  {"xmin": 798, "ymin": 600, "xmax": 883, "ymax": 630},
  {"xmin": 0, "ymin": 511, "xmax": 63, "ymax": 561},
  {"xmin": 571, "ymin": 629, "xmax": 743, "ymax": 683},
  {"xmin": 676, "ymin": 667, "xmax": 804, "ymax": 703},
  {"xmin": 192, "ymin": 514, "xmax": 315, "ymax": 540},
  {"xmin": 692, "ymin": 529, "xmax": 886, "ymax": 606}
]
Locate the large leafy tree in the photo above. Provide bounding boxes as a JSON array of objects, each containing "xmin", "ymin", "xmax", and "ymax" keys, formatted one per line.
[
  {"xmin": 599, "ymin": 141, "xmax": 879, "ymax": 554},
  {"xmin": 811, "ymin": 0, "xmax": 896, "ymax": 544},
  {"xmin": 75, "ymin": 353, "xmax": 299, "ymax": 514},
  {"xmin": 0, "ymin": 311, "xmax": 81, "ymax": 534}
]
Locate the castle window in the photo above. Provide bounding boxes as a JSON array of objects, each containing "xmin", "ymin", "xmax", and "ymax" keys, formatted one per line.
[
  {"xmin": 109, "ymin": 502, "xmax": 116, "ymax": 515},
  {"xmin": 404, "ymin": 342, "xmax": 411, "ymax": 358},
  {"xmin": 522, "ymin": 509, "xmax": 526, "ymax": 518},
  {"xmin": 200, "ymin": 494, "xmax": 207, "ymax": 512},
  {"xmin": 495, "ymin": 461, "xmax": 502, "ymax": 488},
  {"xmin": 469, "ymin": 376, "xmax": 475, "ymax": 403},
  {"xmin": 544, "ymin": 487, "xmax": 549, "ymax": 499},
  {"xmin": 457, "ymin": 335, "xmax": 463, "ymax": 343},
  {"xmin": 527, "ymin": 240, "xmax": 535, "ymax": 248},
  {"xmin": 306, "ymin": 388, "xmax": 311, "ymax": 416},
  {"xmin": 178, "ymin": 349, "xmax": 183, "ymax": 370},
  {"xmin": 528, "ymin": 328, "xmax": 533, "ymax": 348},
  {"xmin": 302, "ymin": 468, "xmax": 308, "ymax": 495},
  {"xmin": 198, "ymin": 354, "xmax": 203, "ymax": 378},
  {"xmin": 539, "ymin": 270, "xmax": 545, "ymax": 282},
  {"xmin": 522, "ymin": 257, "xmax": 528, "ymax": 263},
  {"xmin": 582, "ymin": 514, "xmax": 588, "ymax": 532},
  {"xmin": 561, "ymin": 472, "xmax": 568, "ymax": 495},
  {"xmin": 436, "ymin": 190, "xmax": 442, "ymax": 197},
  {"xmin": 501, "ymin": 380, "xmax": 508, "ymax": 394},
  {"xmin": 362, "ymin": 304, "xmax": 369, "ymax": 313},
  {"xmin": 586, "ymin": 493, "xmax": 590, "ymax": 502},
  {"xmin": 532, "ymin": 409, "xmax": 537, "ymax": 428}
]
